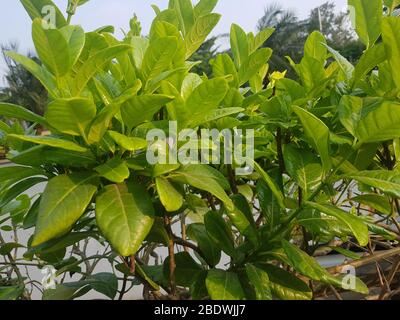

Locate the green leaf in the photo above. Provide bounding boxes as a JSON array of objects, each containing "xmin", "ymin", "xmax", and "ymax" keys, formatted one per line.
[
  {"xmin": 204, "ymin": 211, "xmax": 236, "ymax": 258},
  {"xmin": 45, "ymin": 98, "xmax": 96, "ymax": 139},
  {"xmin": 170, "ymin": 0, "xmax": 194, "ymax": 35},
  {"xmin": 283, "ymin": 145, "xmax": 323, "ymax": 195},
  {"xmin": 95, "ymin": 182, "xmax": 155, "ymax": 256},
  {"xmin": 0, "ymin": 166, "xmax": 44, "ymax": 183},
  {"xmin": 206, "ymin": 269, "xmax": 245, "ymax": 300},
  {"xmin": 142, "ymin": 36, "xmax": 178, "ymax": 82},
  {"xmin": 253, "ymin": 162, "xmax": 285, "ymax": 209},
  {"xmin": 107, "ymin": 131, "xmax": 147, "ymax": 152},
  {"xmin": 89, "ymin": 273, "xmax": 118, "ymax": 300},
  {"xmin": 381, "ymin": 17, "xmax": 400, "ymax": 90},
  {"xmin": 211, "ymin": 53, "xmax": 239, "ymax": 88},
  {"xmin": 260, "ymin": 264, "xmax": 312, "ymax": 300},
  {"xmin": 32, "ymin": 173, "xmax": 98, "ymax": 246},
  {"xmin": 164, "ymin": 252, "xmax": 204, "ymax": 287},
  {"xmin": 245, "ymin": 264, "xmax": 272, "ymax": 300},
  {"xmin": 351, "ymin": 194, "xmax": 392, "ymax": 215},
  {"xmin": 121, "ymin": 94, "xmax": 174, "ymax": 130},
  {"xmin": 305, "ymin": 202, "xmax": 369, "ymax": 246},
  {"xmin": 0, "ymin": 102, "xmax": 47, "ymax": 124},
  {"xmin": 304, "ymin": 31, "xmax": 327, "ymax": 62},
  {"xmin": 87, "ymin": 104, "xmax": 121, "ymax": 144},
  {"xmin": 296, "ymin": 57, "xmax": 326, "ymax": 92},
  {"xmin": 250, "ymin": 28, "xmax": 275, "ymax": 54},
  {"xmin": 324, "ymin": 44, "xmax": 354, "ymax": 79},
  {"xmin": 171, "ymin": 164, "xmax": 233, "ymax": 210},
  {"xmin": 43, "ymin": 282, "xmax": 90, "ymax": 300},
  {"xmin": 94, "ymin": 158, "xmax": 130, "ymax": 183},
  {"xmin": 354, "ymin": 43, "xmax": 387, "ymax": 82},
  {"xmin": 356, "ymin": 100, "xmax": 400, "ymax": 143},
  {"xmin": 282, "ymin": 240, "xmax": 334, "ymax": 282},
  {"xmin": 230, "ymin": 24, "xmax": 248, "ymax": 68},
  {"xmin": 32, "ymin": 19, "xmax": 71, "ymax": 77},
  {"xmin": 7, "ymin": 135, "xmax": 88, "ymax": 152},
  {"xmin": 238, "ymin": 48, "xmax": 272, "ymax": 86},
  {"xmin": 348, "ymin": 0, "xmax": 382, "ymax": 48},
  {"xmin": 194, "ymin": 0, "xmax": 218, "ymax": 17},
  {"xmin": 185, "ymin": 13, "xmax": 221, "ymax": 59},
  {"xmin": 59, "ymin": 25, "xmax": 86, "ymax": 68},
  {"xmin": 0, "ymin": 243, "xmax": 25, "ymax": 256},
  {"xmin": 0, "ymin": 285, "xmax": 24, "ymax": 300},
  {"xmin": 155, "ymin": 177, "xmax": 183, "ymax": 212},
  {"xmin": 73, "ymin": 45, "xmax": 132, "ymax": 95},
  {"xmin": 293, "ymin": 106, "xmax": 331, "ymax": 173},
  {"xmin": 228, "ymin": 194, "xmax": 258, "ymax": 246},
  {"xmin": 329, "ymin": 247, "xmax": 361, "ymax": 260},
  {"xmin": 187, "ymin": 223, "xmax": 221, "ymax": 267},
  {"xmin": 183, "ymin": 78, "xmax": 229, "ymax": 127},
  {"xmin": 328, "ymin": 274, "xmax": 369, "ymax": 295},
  {"xmin": 20, "ymin": 0, "xmax": 67, "ymax": 28},
  {"xmin": 1, "ymin": 178, "xmax": 44, "ymax": 210},
  {"xmin": 5, "ymin": 51, "xmax": 58, "ymax": 98},
  {"xmin": 347, "ymin": 170, "xmax": 400, "ymax": 198}
]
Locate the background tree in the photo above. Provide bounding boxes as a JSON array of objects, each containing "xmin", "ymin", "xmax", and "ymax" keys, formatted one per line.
[
  {"xmin": 190, "ymin": 36, "xmax": 219, "ymax": 77},
  {"xmin": 257, "ymin": 2, "xmax": 364, "ymax": 76},
  {"xmin": 0, "ymin": 43, "xmax": 47, "ymax": 116}
]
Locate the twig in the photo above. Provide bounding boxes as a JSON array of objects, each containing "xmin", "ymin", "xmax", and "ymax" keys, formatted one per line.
[
  {"xmin": 164, "ymin": 215, "xmax": 176, "ymax": 296},
  {"xmin": 327, "ymin": 247, "xmax": 400, "ymax": 275}
]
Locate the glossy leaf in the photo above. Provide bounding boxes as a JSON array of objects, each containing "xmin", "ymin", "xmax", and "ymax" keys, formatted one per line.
[
  {"xmin": 206, "ymin": 269, "xmax": 245, "ymax": 300},
  {"xmin": 32, "ymin": 19, "xmax": 71, "ymax": 77},
  {"xmin": 142, "ymin": 37, "xmax": 178, "ymax": 82},
  {"xmin": 73, "ymin": 45, "xmax": 132, "ymax": 95},
  {"xmin": 238, "ymin": 48, "xmax": 272, "ymax": 86},
  {"xmin": 230, "ymin": 24, "xmax": 248, "ymax": 68},
  {"xmin": 204, "ymin": 211, "xmax": 236, "ymax": 258},
  {"xmin": 185, "ymin": 13, "xmax": 220, "ymax": 58},
  {"xmin": 107, "ymin": 131, "xmax": 147, "ymax": 152},
  {"xmin": 121, "ymin": 94, "xmax": 174, "ymax": 130},
  {"xmin": 187, "ymin": 223, "xmax": 221, "ymax": 267},
  {"xmin": 260, "ymin": 264, "xmax": 312, "ymax": 300},
  {"xmin": 7, "ymin": 134, "xmax": 88, "ymax": 152},
  {"xmin": 45, "ymin": 98, "xmax": 96, "ymax": 138},
  {"xmin": 305, "ymin": 202, "xmax": 369, "ymax": 246},
  {"xmin": 293, "ymin": 106, "xmax": 331, "ymax": 173},
  {"xmin": 245, "ymin": 264, "xmax": 272, "ymax": 300},
  {"xmin": 171, "ymin": 164, "xmax": 233, "ymax": 210},
  {"xmin": 155, "ymin": 177, "xmax": 183, "ymax": 212},
  {"xmin": 283, "ymin": 145, "xmax": 323, "ymax": 194},
  {"xmin": 32, "ymin": 174, "xmax": 98, "ymax": 246},
  {"xmin": 95, "ymin": 183, "xmax": 155, "ymax": 256},
  {"xmin": 20, "ymin": 0, "xmax": 67, "ymax": 28},
  {"xmin": 94, "ymin": 158, "xmax": 130, "ymax": 183},
  {"xmin": 0, "ymin": 102, "xmax": 46, "ymax": 125},
  {"xmin": 381, "ymin": 17, "xmax": 400, "ymax": 89},
  {"xmin": 348, "ymin": 0, "xmax": 382, "ymax": 47},
  {"xmin": 347, "ymin": 170, "xmax": 400, "ymax": 198}
]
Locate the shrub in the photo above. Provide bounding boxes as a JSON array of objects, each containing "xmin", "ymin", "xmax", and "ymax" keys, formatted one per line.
[{"xmin": 0, "ymin": 0, "xmax": 399, "ymax": 300}]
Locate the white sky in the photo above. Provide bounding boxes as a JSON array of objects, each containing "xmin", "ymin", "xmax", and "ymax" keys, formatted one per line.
[{"xmin": 0, "ymin": 0, "xmax": 347, "ymax": 81}]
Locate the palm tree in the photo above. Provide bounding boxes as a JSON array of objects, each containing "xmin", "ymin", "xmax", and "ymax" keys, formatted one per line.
[
  {"xmin": 257, "ymin": 4, "xmax": 309, "ymax": 76},
  {"xmin": 257, "ymin": 2, "xmax": 363, "ymax": 76}
]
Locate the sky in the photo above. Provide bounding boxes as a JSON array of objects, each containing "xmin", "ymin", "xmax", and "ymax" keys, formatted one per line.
[{"xmin": 0, "ymin": 0, "xmax": 347, "ymax": 81}]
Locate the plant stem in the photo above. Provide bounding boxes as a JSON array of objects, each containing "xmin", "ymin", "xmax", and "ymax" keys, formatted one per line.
[
  {"xmin": 164, "ymin": 215, "xmax": 176, "ymax": 296},
  {"xmin": 0, "ymin": 232, "xmax": 24, "ymax": 282},
  {"xmin": 276, "ymin": 127, "xmax": 286, "ymax": 175},
  {"xmin": 227, "ymin": 164, "xmax": 238, "ymax": 194}
]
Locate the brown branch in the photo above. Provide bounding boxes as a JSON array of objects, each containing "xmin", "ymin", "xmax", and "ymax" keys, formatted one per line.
[
  {"xmin": 327, "ymin": 247, "xmax": 400, "ymax": 275},
  {"xmin": 164, "ymin": 215, "xmax": 176, "ymax": 296}
]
